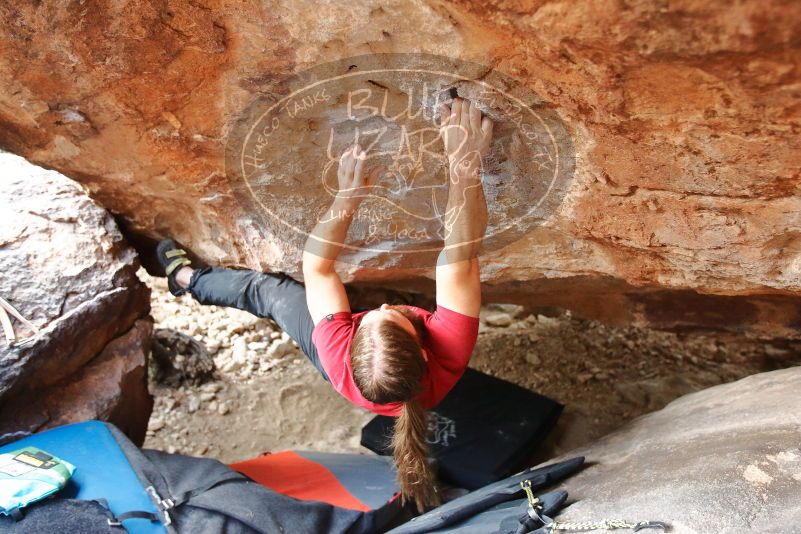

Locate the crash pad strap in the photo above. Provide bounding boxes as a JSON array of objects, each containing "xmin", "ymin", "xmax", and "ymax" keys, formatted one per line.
[
  {"xmin": 109, "ymin": 510, "xmax": 162, "ymax": 526},
  {"xmin": 168, "ymin": 471, "xmax": 244, "ymax": 508}
]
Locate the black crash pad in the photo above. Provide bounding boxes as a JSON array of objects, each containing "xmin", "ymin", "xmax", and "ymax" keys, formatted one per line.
[{"xmin": 361, "ymin": 368, "xmax": 563, "ymax": 489}]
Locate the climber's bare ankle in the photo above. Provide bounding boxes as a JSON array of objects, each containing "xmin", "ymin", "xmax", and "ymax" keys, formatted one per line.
[{"xmin": 175, "ymin": 266, "xmax": 194, "ymax": 289}]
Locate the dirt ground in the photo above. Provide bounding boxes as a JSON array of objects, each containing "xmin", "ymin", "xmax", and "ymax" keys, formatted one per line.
[{"xmin": 140, "ymin": 270, "xmax": 800, "ymax": 465}]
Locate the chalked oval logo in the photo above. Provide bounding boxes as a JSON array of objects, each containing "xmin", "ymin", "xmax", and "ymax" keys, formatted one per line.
[{"xmin": 225, "ymin": 53, "xmax": 574, "ymax": 268}]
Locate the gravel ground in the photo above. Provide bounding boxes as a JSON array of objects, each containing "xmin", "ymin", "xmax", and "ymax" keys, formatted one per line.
[{"xmin": 139, "ymin": 270, "xmax": 800, "ymax": 464}]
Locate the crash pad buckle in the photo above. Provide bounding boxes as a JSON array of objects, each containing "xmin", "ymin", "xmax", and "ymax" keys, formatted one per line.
[
  {"xmin": 521, "ymin": 480, "xmax": 540, "ymax": 508},
  {"xmin": 146, "ymin": 486, "xmax": 174, "ymax": 526},
  {"xmin": 521, "ymin": 480, "xmax": 547, "ymax": 522}
]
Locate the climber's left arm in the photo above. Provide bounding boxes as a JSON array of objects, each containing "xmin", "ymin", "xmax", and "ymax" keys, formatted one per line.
[{"xmin": 302, "ymin": 144, "xmax": 383, "ymax": 325}]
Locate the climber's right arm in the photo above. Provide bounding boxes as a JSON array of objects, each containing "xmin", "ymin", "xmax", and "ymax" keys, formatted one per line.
[
  {"xmin": 303, "ymin": 144, "xmax": 382, "ymax": 325},
  {"xmin": 433, "ymin": 98, "xmax": 493, "ymax": 319}
]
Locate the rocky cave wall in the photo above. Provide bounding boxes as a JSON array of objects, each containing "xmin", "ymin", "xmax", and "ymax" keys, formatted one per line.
[
  {"xmin": 1, "ymin": 0, "xmax": 799, "ymax": 335},
  {"xmin": 0, "ymin": 152, "xmax": 152, "ymax": 443}
]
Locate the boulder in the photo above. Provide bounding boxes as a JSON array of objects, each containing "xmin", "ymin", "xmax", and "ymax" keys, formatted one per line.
[
  {"xmin": 150, "ymin": 328, "xmax": 216, "ymax": 387},
  {"xmin": 551, "ymin": 366, "xmax": 801, "ymax": 533},
  {"xmin": 0, "ymin": 1, "xmax": 799, "ymax": 333},
  {"xmin": 0, "ymin": 152, "xmax": 152, "ymax": 444}
]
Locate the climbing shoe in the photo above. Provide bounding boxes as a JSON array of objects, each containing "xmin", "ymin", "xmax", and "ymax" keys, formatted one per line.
[{"xmin": 156, "ymin": 239, "xmax": 192, "ymax": 297}]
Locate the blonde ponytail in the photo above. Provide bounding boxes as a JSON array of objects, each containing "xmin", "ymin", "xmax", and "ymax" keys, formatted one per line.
[{"xmin": 391, "ymin": 398, "xmax": 440, "ymax": 512}]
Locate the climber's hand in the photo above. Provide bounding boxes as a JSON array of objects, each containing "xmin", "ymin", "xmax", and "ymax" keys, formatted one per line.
[
  {"xmin": 439, "ymin": 97, "xmax": 493, "ymax": 178},
  {"xmin": 336, "ymin": 144, "xmax": 384, "ymax": 206}
]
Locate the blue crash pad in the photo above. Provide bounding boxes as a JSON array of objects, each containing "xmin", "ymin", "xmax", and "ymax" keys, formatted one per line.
[{"xmin": 0, "ymin": 421, "xmax": 165, "ymax": 534}]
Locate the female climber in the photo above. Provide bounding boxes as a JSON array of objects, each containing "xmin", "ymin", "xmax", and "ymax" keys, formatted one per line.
[{"xmin": 157, "ymin": 97, "xmax": 493, "ymax": 511}]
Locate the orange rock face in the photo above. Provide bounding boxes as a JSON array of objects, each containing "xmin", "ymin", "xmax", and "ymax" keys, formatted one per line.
[{"xmin": 1, "ymin": 1, "xmax": 799, "ymax": 334}]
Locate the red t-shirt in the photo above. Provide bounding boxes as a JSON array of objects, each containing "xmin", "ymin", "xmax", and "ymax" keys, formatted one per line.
[{"xmin": 311, "ymin": 304, "xmax": 479, "ymax": 416}]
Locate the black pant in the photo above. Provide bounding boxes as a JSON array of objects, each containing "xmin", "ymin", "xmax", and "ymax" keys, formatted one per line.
[{"xmin": 186, "ymin": 267, "xmax": 329, "ymax": 382}]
